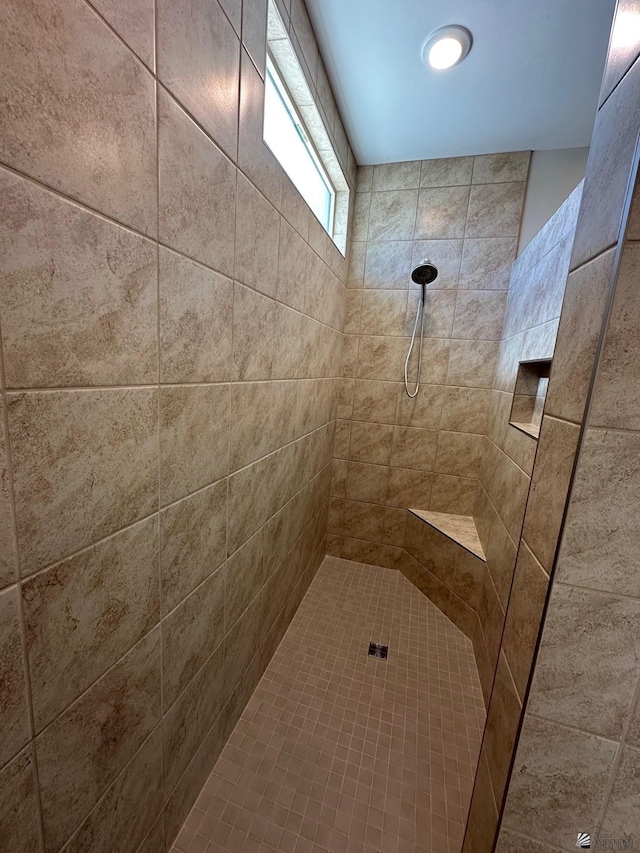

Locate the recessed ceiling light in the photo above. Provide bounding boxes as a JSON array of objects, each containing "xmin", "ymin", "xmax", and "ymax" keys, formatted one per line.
[{"xmin": 422, "ymin": 26, "xmax": 472, "ymax": 70}]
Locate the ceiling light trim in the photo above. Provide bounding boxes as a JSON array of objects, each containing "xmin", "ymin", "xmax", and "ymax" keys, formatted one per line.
[{"xmin": 422, "ymin": 25, "xmax": 473, "ymax": 70}]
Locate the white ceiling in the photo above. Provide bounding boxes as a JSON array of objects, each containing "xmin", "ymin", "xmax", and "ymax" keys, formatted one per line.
[{"xmin": 305, "ymin": 0, "xmax": 616, "ymax": 165}]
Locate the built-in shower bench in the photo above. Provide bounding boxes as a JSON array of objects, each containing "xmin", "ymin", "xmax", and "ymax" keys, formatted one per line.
[{"xmin": 408, "ymin": 509, "xmax": 486, "ymax": 562}]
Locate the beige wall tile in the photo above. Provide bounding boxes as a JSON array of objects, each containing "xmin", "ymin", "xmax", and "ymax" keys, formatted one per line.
[
  {"xmin": 346, "ymin": 461, "xmax": 389, "ymax": 505},
  {"xmin": 484, "ymin": 653, "xmax": 522, "ymax": 803},
  {"xmin": 466, "ymin": 183, "xmax": 525, "ymax": 239},
  {"xmin": 242, "ymin": 0, "xmax": 268, "ymax": 76},
  {"xmin": 0, "ymin": 170, "xmax": 157, "ymax": 388},
  {"xmin": 435, "ymin": 432, "xmax": 483, "ymax": 478},
  {"xmin": 0, "ymin": 399, "xmax": 17, "ymax": 589},
  {"xmin": 390, "ymin": 426, "xmax": 438, "ymax": 471},
  {"xmin": 235, "ymin": 173, "xmax": 280, "ymax": 297},
  {"xmin": 159, "ymin": 384, "xmax": 229, "ymax": 506},
  {"xmin": 503, "ymin": 716, "xmax": 617, "ymax": 851},
  {"xmin": 459, "ymin": 237, "xmax": 518, "ymax": 291},
  {"xmin": 360, "ymin": 290, "xmax": 408, "ymax": 337},
  {"xmin": 472, "ymin": 152, "xmax": 530, "ymax": 184},
  {"xmin": 372, "ymin": 161, "xmax": 421, "ymax": 192},
  {"xmin": 162, "ymin": 567, "xmax": 225, "ymax": 708},
  {"xmin": 496, "ymin": 830, "xmax": 560, "ymax": 853},
  {"xmin": 368, "ymin": 190, "xmax": 418, "ymax": 241},
  {"xmin": 387, "ymin": 467, "xmax": 433, "ymax": 508},
  {"xmin": 159, "ymin": 248, "xmax": 233, "ymax": 383},
  {"xmin": 24, "ymin": 516, "xmax": 159, "ymax": 731},
  {"xmin": 447, "ymin": 340, "xmax": 499, "ymax": 388},
  {"xmin": 600, "ymin": 0, "xmax": 640, "ymax": 104},
  {"xmin": 395, "ymin": 384, "xmax": 446, "ymax": 429},
  {"xmin": 353, "ymin": 380, "xmax": 402, "ymax": 424},
  {"xmin": 356, "ymin": 335, "xmax": 405, "ymax": 381},
  {"xmin": 157, "ymin": 0, "xmax": 240, "ymax": 158},
  {"xmin": 411, "ymin": 239, "xmax": 464, "ymax": 289},
  {"xmin": 429, "ymin": 474, "xmax": 478, "ymax": 515},
  {"xmin": 158, "ymin": 92, "xmax": 236, "ymax": 276},
  {"xmin": 364, "ymin": 241, "xmax": 413, "ymax": 289},
  {"xmin": 349, "ymin": 421, "xmax": 394, "ymax": 465},
  {"xmin": 232, "ymin": 282, "xmax": 275, "ymax": 380},
  {"xmin": 411, "ymin": 291, "xmax": 457, "ymax": 338},
  {"xmin": 415, "ymin": 186, "xmax": 469, "ymax": 239},
  {"xmin": 461, "ymin": 754, "xmax": 498, "ymax": 853},
  {"xmin": 440, "ymin": 387, "xmax": 491, "ymax": 434},
  {"xmin": 453, "ymin": 291, "xmax": 507, "ymax": 340},
  {"xmin": 420, "ymin": 156, "xmax": 473, "ymax": 187},
  {"xmin": 160, "ymin": 481, "xmax": 227, "ymax": 614},
  {"xmin": 277, "ymin": 220, "xmax": 310, "ymax": 313},
  {"xmin": 0, "ymin": 747, "xmax": 42, "ymax": 853},
  {"xmin": 224, "ymin": 527, "xmax": 268, "ymax": 630},
  {"xmin": 0, "ymin": 0, "xmax": 156, "ymax": 235},
  {"xmin": 9, "ymin": 389, "xmax": 158, "ymax": 576},
  {"xmin": 62, "ymin": 727, "xmax": 163, "ymax": 853},
  {"xmin": 36, "ymin": 629, "xmax": 161, "ymax": 852},
  {"xmin": 88, "ymin": 0, "xmax": 155, "ymax": 67},
  {"xmin": 602, "ymin": 744, "xmax": 640, "ymax": 842},
  {"xmin": 0, "ymin": 586, "xmax": 29, "ymax": 766},
  {"xmin": 342, "ymin": 500, "xmax": 385, "ymax": 542}
]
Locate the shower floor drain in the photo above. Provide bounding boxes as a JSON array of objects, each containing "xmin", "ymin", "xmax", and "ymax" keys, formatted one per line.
[{"xmin": 368, "ymin": 642, "xmax": 388, "ymax": 660}]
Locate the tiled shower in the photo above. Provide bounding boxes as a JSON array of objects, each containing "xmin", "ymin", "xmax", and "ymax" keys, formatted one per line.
[{"xmin": 1, "ymin": 0, "xmax": 640, "ymax": 852}]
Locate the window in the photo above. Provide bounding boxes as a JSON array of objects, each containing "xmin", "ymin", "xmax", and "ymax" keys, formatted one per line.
[{"xmin": 264, "ymin": 54, "xmax": 336, "ymax": 234}]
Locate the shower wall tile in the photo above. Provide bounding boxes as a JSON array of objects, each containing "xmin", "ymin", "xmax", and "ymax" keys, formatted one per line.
[
  {"xmin": 411, "ymin": 239, "xmax": 464, "ymax": 289},
  {"xmin": 156, "ymin": 0, "xmax": 240, "ymax": 159},
  {"xmin": 159, "ymin": 250, "xmax": 233, "ymax": 384},
  {"xmin": 372, "ymin": 161, "xmax": 422, "ymax": 191},
  {"xmin": 360, "ymin": 290, "xmax": 408, "ymax": 336},
  {"xmin": 158, "ymin": 91, "xmax": 236, "ymax": 276},
  {"xmin": 0, "ymin": 0, "xmax": 157, "ymax": 235},
  {"xmin": 452, "ymin": 291, "xmax": 507, "ymax": 340},
  {"xmin": 390, "ymin": 426, "xmax": 439, "ymax": 471},
  {"xmin": 0, "ymin": 0, "xmax": 354, "ymax": 846},
  {"xmin": 415, "ymin": 186, "xmax": 470, "ymax": 239},
  {"xmin": 472, "ymin": 152, "xmax": 530, "ymax": 184},
  {"xmin": 349, "ymin": 421, "xmax": 394, "ymax": 465},
  {"xmin": 364, "ymin": 241, "xmax": 414, "ymax": 289},
  {"xmin": 447, "ymin": 340, "xmax": 499, "ymax": 388},
  {"xmin": 346, "ymin": 461, "xmax": 390, "ymax": 504},
  {"xmin": 459, "ymin": 237, "xmax": 518, "ymax": 291},
  {"xmin": 353, "ymin": 380, "xmax": 403, "ymax": 424},
  {"xmin": 466, "ymin": 182, "xmax": 526, "ymax": 238},
  {"xmin": 395, "ymin": 383, "xmax": 446, "ymax": 429},
  {"xmin": 0, "ymin": 170, "xmax": 158, "ymax": 389},
  {"xmin": 368, "ymin": 190, "xmax": 418, "ymax": 241},
  {"xmin": 483, "ymin": 653, "xmax": 522, "ymax": 803},
  {"xmin": 420, "ymin": 156, "xmax": 474, "ymax": 188}
]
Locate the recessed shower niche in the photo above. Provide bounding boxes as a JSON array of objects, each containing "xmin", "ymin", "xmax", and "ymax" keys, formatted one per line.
[{"xmin": 509, "ymin": 358, "xmax": 552, "ymax": 438}]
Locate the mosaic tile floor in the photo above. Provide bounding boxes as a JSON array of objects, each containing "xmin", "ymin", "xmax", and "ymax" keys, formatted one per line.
[{"xmin": 171, "ymin": 556, "xmax": 486, "ymax": 853}]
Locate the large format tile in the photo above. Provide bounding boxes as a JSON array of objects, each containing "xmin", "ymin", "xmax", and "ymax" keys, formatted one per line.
[
  {"xmin": 36, "ymin": 629, "xmax": 161, "ymax": 852},
  {"xmin": 503, "ymin": 716, "xmax": 618, "ymax": 851},
  {"xmin": 415, "ymin": 186, "xmax": 470, "ymax": 239},
  {"xmin": 159, "ymin": 249, "xmax": 233, "ymax": 383},
  {"xmin": 529, "ymin": 583, "xmax": 640, "ymax": 739},
  {"xmin": 364, "ymin": 241, "xmax": 413, "ymax": 289},
  {"xmin": 232, "ymin": 283, "xmax": 275, "ymax": 380},
  {"xmin": 160, "ymin": 480, "xmax": 227, "ymax": 614},
  {"xmin": 601, "ymin": 745, "xmax": 640, "ymax": 843},
  {"xmin": 159, "ymin": 384, "xmax": 229, "ymax": 506},
  {"xmin": 157, "ymin": 0, "xmax": 240, "ymax": 159},
  {"xmin": 447, "ymin": 340, "xmax": 499, "ymax": 388},
  {"xmin": 557, "ymin": 428, "xmax": 640, "ymax": 598},
  {"xmin": 88, "ymin": 0, "xmax": 155, "ymax": 68},
  {"xmin": 8, "ymin": 388, "xmax": 158, "ymax": 576},
  {"xmin": 466, "ymin": 182, "xmax": 525, "ymax": 238},
  {"xmin": 472, "ymin": 152, "xmax": 530, "ymax": 184},
  {"xmin": 411, "ymin": 239, "xmax": 464, "ymax": 290},
  {"xmin": 158, "ymin": 91, "xmax": 236, "ymax": 277},
  {"xmin": 24, "ymin": 516, "xmax": 159, "ymax": 731},
  {"xmin": 0, "ymin": 170, "xmax": 157, "ymax": 388},
  {"xmin": 459, "ymin": 237, "xmax": 517, "ymax": 291},
  {"xmin": 453, "ymin": 291, "xmax": 507, "ymax": 340},
  {"xmin": 483, "ymin": 653, "xmax": 522, "ymax": 804},
  {"xmin": 234, "ymin": 173, "xmax": 280, "ymax": 297},
  {"xmin": 0, "ymin": 587, "xmax": 29, "ymax": 767},
  {"xmin": 0, "ymin": 747, "xmax": 43, "ymax": 853},
  {"xmin": 0, "ymin": 0, "xmax": 156, "ymax": 235},
  {"xmin": 0, "ymin": 399, "xmax": 17, "ymax": 588},
  {"xmin": 368, "ymin": 190, "xmax": 418, "ymax": 241},
  {"xmin": 372, "ymin": 161, "xmax": 421, "ymax": 191},
  {"xmin": 420, "ymin": 156, "xmax": 473, "ymax": 187},
  {"xmin": 600, "ymin": 0, "xmax": 640, "ymax": 104}
]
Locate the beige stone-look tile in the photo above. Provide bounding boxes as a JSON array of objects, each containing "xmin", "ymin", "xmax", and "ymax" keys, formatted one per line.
[
  {"xmin": 472, "ymin": 152, "xmax": 530, "ymax": 184},
  {"xmin": 0, "ymin": 170, "xmax": 157, "ymax": 388},
  {"xmin": 159, "ymin": 248, "xmax": 232, "ymax": 384},
  {"xmin": 360, "ymin": 290, "xmax": 408, "ymax": 336},
  {"xmin": 352, "ymin": 192, "xmax": 371, "ymax": 241},
  {"xmin": 368, "ymin": 190, "xmax": 418, "ymax": 241},
  {"xmin": 37, "ymin": 629, "xmax": 161, "ymax": 852},
  {"xmin": 440, "ymin": 387, "xmax": 491, "ymax": 434},
  {"xmin": 343, "ymin": 290, "xmax": 362, "ymax": 335},
  {"xmin": 234, "ymin": 173, "xmax": 280, "ymax": 297},
  {"xmin": 346, "ymin": 462, "xmax": 389, "ymax": 504},
  {"xmin": 9, "ymin": 389, "xmax": 158, "ymax": 576},
  {"xmin": 387, "ymin": 467, "xmax": 433, "ymax": 508},
  {"xmin": 328, "ymin": 497, "xmax": 344, "ymax": 534},
  {"xmin": 224, "ymin": 526, "xmax": 268, "ymax": 630},
  {"xmin": 529, "ymin": 583, "xmax": 640, "ymax": 739},
  {"xmin": 162, "ymin": 566, "xmax": 225, "ymax": 708},
  {"xmin": 404, "ymin": 337, "xmax": 451, "ymax": 386},
  {"xmin": 158, "ymin": 91, "xmax": 236, "ymax": 276},
  {"xmin": 242, "ymin": 0, "xmax": 268, "ymax": 76},
  {"xmin": 88, "ymin": 0, "xmax": 154, "ymax": 67},
  {"xmin": 558, "ymin": 429, "xmax": 640, "ymax": 598},
  {"xmin": 382, "ymin": 506, "xmax": 407, "ymax": 546},
  {"xmin": 496, "ymin": 829, "xmax": 560, "ymax": 853},
  {"xmin": 447, "ymin": 340, "xmax": 499, "ymax": 388},
  {"xmin": 466, "ymin": 183, "xmax": 525, "ymax": 239},
  {"xmin": 157, "ymin": 0, "xmax": 239, "ymax": 159},
  {"xmin": 160, "ymin": 480, "xmax": 227, "ymax": 614},
  {"xmin": 135, "ymin": 812, "xmax": 164, "ymax": 853},
  {"xmin": 453, "ymin": 291, "xmax": 507, "ymax": 340},
  {"xmin": 163, "ymin": 640, "xmax": 225, "ymax": 795},
  {"xmin": 601, "ymin": 744, "xmax": 640, "ymax": 843},
  {"xmin": 429, "ymin": 474, "xmax": 478, "ymax": 515},
  {"xmin": 590, "ymin": 243, "xmax": 640, "ymax": 429},
  {"xmin": 0, "ymin": 0, "xmax": 156, "ymax": 236},
  {"xmin": 356, "ymin": 336, "xmax": 405, "ymax": 381},
  {"xmin": 336, "ymin": 379, "xmax": 355, "ymax": 420},
  {"xmin": 502, "ymin": 542, "xmax": 549, "ymax": 700},
  {"xmin": 462, "ymin": 753, "xmax": 498, "ymax": 853},
  {"xmin": 573, "ymin": 56, "xmax": 640, "ymax": 269},
  {"xmin": 390, "ymin": 426, "xmax": 438, "ymax": 471},
  {"xmin": 347, "ymin": 241, "xmax": 366, "ymax": 288},
  {"xmin": 229, "ymin": 381, "xmax": 293, "ymax": 471},
  {"xmin": 356, "ymin": 165, "xmax": 373, "ymax": 192},
  {"xmin": 435, "ymin": 432, "xmax": 483, "ymax": 478},
  {"xmin": 484, "ymin": 506, "xmax": 517, "ymax": 605},
  {"xmin": 0, "ymin": 746, "xmax": 43, "ymax": 853},
  {"xmin": 280, "ymin": 173, "xmax": 310, "ymax": 242},
  {"xmin": 484, "ymin": 442, "xmax": 530, "ymax": 544},
  {"xmin": 62, "ymin": 727, "xmax": 163, "ymax": 853},
  {"xmin": 364, "ymin": 241, "xmax": 413, "ymax": 289},
  {"xmin": 600, "ymin": 0, "xmax": 640, "ymax": 104},
  {"xmin": 0, "ymin": 399, "xmax": 17, "ymax": 589},
  {"xmin": 409, "ymin": 290, "xmax": 457, "ymax": 338},
  {"xmin": 0, "ymin": 586, "xmax": 29, "ymax": 767},
  {"xmin": 460, "ymin": 237, "xmax": 518, "ymax": 291},
  {"xmin": 372, "ymin": 161, "xmax": 421, "ymax": 191},
  {"xmin": 238, "ymin": 49, "xmax": 282, "ymax": 208},
  {"xmin": 277, "ymin": 220, "xmax": 309, "ymax": 313},
  {"xmin": 410, "ymin": 239, "xmax": 464, "ymax": 290},
  {"xmin": 546, "ymin": 249, "xmax": 614, "ymax": 423},
  {"xmin": 504, "ymin": 716, "xmax": 617, "ymax": 850},
  {"xmin": 342, "ymin": 500, "xmax": 385, "ymax": 542},
  {"xmin": 353, "ymin": 380, "xmax": 401, "ymax": 424},
  {"xmin": 522, "ymin": 415, "xmax": 580, "ymax": 572},
  {"xmin": 415, "ymin": 186, "xmax": 470, "ymax": 240},
  {"xmin": 232, "ymin": 282, "xmax": 275, "ymax": 380},
  {"xmin": 484, "ymin": 653, "xmax": 522, "ymax": 804},
  {"xmin": 395, "ymin": 383, "xmax": 446, "ymax": 429},
  {"xmin": 159, "ymin": 385, "xmax": 229, "ymax": 506},
  {"xmin": 340, "ymin": 536, "xmax": 380, "ymax": 565},
  {"xmin": 24, "ymin": 516, "xmax": 159, "ymax": 732},
  {"xmin": 420, "ymin": 156, "xmax": 474, "ymax": 187},
  {"xmin": 349, "ymin": 421, "xmax": 394, "ymax": 466}
]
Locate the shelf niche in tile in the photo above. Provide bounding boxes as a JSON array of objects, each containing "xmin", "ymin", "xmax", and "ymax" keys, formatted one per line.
[{"xmin": 509, "ymin": 358, "xmax": 552, "ymax": 440}]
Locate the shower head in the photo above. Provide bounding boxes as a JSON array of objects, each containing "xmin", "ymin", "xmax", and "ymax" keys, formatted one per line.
[{"xmin": 411, "ymin": 260, "xmax": 438, "ymax": 286}]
